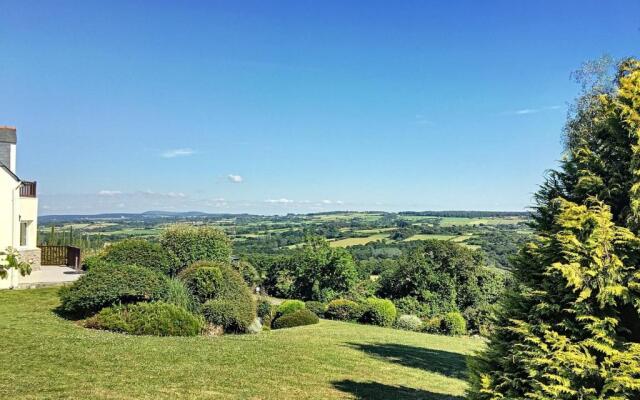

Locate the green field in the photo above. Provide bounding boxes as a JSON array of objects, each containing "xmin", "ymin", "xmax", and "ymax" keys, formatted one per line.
[
  {"xmin": 329, "ymin": 233, "xmax": 390, "ymax": 247},
  {"xmin": 0, "ymin": 288, "xmax": 481, "ymax": 399}
]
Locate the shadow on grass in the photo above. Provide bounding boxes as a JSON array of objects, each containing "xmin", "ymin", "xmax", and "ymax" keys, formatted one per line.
[
  {"xmin": 333, "ymin": 380, "xmax": 464, "ymax": 400},
  {"xmin": 346, "ymin": 342, "xmax": 468, "ymax": 379}
]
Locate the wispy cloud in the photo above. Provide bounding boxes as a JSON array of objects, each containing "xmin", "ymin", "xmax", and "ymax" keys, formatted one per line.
[
  {"xmin": 503, "ymin": 105, "xmax": 562, "ymax": 116},
  {"xmin": 322, "ymin": 199, "xmax": 344, "ymax": 205},
  {"xmin": 415, "ymin": 114, "xmax": 434, "ymax": 126},
  {"xmin": 265, "ymin": 198, "xmax": 294, "ymax": 204},
  {"xmin": 98, "ymin": 190, "xmax": 122, "ymax": 196},
  {"xmin": 161, "ymin": 148, "xmax": 195, "ymax": 158},
  {"xmin": 227, "ymin": 174, "xmax": 243, "ymax": 183}
]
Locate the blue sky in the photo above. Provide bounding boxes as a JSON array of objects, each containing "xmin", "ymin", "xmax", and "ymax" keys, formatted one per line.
[{"xmin": 1, "ymin": 1, "xmax": 639, "ymax": 215}]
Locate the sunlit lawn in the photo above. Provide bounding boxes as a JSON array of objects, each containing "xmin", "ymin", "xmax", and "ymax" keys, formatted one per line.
[{"xmin": 0, "ymin": 288, "xmax": 483, "ymax": 399}]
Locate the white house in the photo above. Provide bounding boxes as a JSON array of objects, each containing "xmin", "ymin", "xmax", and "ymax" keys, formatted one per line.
[{"xmin": 0, "ymin": 126, "xmax": 40, "ymax": 289}]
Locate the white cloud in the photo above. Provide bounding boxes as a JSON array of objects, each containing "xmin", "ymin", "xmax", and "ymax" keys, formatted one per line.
[
  {"xmin": 321, "ymin": 199, "xmax": 344, "ymax": 205},
  {"xmin": 506, "ymin": 105, "xmax": 562, "ymax": 116},
  {"xmin": 227, "ymin": 174, "xmax": 243, "ymax": 183},
  {"xmin": 98, "ymin": 190, "xmax": 122, "ymax": 196},
  {"xmin": 415, "ymin": 114, "xmax": 434, "ymax": 126},
  {"xmin": 161, "ymin": 148, "xmax": 195, "ymax": 158},
  {"xmin": 265, "ymin": 198, "xmax": 294, "ymax": 204},
  {"xmin": 166, "ymin": 192, "xmax": 186, "ymax": 198}
]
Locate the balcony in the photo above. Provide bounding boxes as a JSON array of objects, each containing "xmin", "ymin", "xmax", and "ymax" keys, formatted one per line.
[{"xmin": 20, "ymin": 181, "xmax": 37, "ymax": 197}]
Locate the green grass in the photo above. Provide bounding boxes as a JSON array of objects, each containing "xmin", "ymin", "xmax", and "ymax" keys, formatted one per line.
[
  {"xmin": 0, "ymin": 288, "xmax": 481, "ymax": 399},
  {"xmin": 329, "ymin": 233, "xmax": 390, "ymax": 247}
]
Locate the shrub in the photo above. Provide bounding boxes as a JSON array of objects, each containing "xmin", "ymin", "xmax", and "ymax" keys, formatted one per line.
[
  {"xmin": 233, "ymin": 259, "xmax": 261, "ymax": 287},
  {"xmin": 422, "ymin": 316, "xmax": 443, "ymax": 334},
  {"xmin": 360, "ymin": 297, "xmax": 397, "ymax": 327},
  {"xmin": 257, "ymin": 299, "xmax": 276, "ymax": 328},
  {"xmin": 85, "ymin": 302, "xmax": 204, "ymax": 336},
  {"xmin": 198, "ymin": 263, "xmax": 257, "ymax": 333},
  {"xmin": 165, "ymin": 278, "xmax": 199, "ymax": 313},
  {"xmin": 160, "ymin": 225, "xmax": 232, "ymax": 274},
  {"xmin": 463, "ymin": 305, "xmax": 495, "ymax": 336},
  {"xmin": 102, "ymin": 239, "xmax": 177, "ymax": 276},
  {"xmin": 178, "ymin": 261, "xmax": 224, "ymax": 303},
  {"xmin": 325, "ymin": 299, "xmax": 364, "ymax": 321},
  {"xmin": 276, "ymin": 300, "xmax": 305, "ymax": 317},
  {"xmin": 395, "ymin": 314, "xmax": 423, "ymax": 331},
  {"xmin": 440, "ymin": 311, "xmax": 467, "ymax": 336},
  {"xmin": 81, "ymin": 254, "xmax": 113, "ymax": 271},
  {"xmin": 272, "ymin": 309, "xmax": 319, "ymax": 329},
  {"xmin": 305, "ymin": 301, "xmax": 326, "ymax": 317},
  {"xmin": 202, "ymin": 298, "xmax": 256, "ymax": 333},
  {"xmin": 58, "ymin": 264, "xmax": 169, "ymax": 317}
]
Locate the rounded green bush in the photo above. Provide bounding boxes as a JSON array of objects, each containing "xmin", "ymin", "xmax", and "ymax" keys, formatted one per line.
[
  {"xmin": 360, "ymin": 297, "xmax": 397, "ymax": 327},
  {"xmin": 256, "ymin": 299, "xmax": 276, "ymax": 328},
  {"xmin": 325, "ymin": 299, "xmax": 365, "ymax": 321},
  {"xmin": 440, "ymin": 311, "xmax": 467, "ymax": 336},
  {"xmin": 85, "ymin": 302, "xmax": 204, "ymax": 336},
  {"xmin": 102, "ymin": 239, "xmax": 177, "ymax": 276},
  {"xmin": 197, "ymin": 262, "xmax": 257, "ymax": 333},
  {"xmin": 276, "ymin": 299, "xmax": 305, "ymax": 317},
  {"xmin": 202, "ymin": 298, "xmax": 256, "ymax": 333},
  {"xmin": 395, "ymin": 314, "xmax": 423, "ymax": 331},
  {"xmin": 160, "ymin": 225, "xmax": 232, "ymax": 274},
  {"xmin": 305, "ymin": 301, "xmax": 326, "ymax": 317},
  {"xmin": 178, "ymin": 261, "xmax": 224, "ymax": 303},
  {"xmin": 58, "ymin": 264, "xmax": 170, "ymax": 317},
  {"xmin": 273, "ymin": 309, "xmax": 319, "ymax": 329},
  {"xmin": 81, "ymin": 254, "xmax": 113, "ymax": 271}
]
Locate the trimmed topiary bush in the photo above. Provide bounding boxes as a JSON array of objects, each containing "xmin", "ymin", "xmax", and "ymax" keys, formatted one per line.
[
  {"xmin": 81, "ymin": 254, "xmax": 113, "ymax": 271},
  {"xmin": 305, "ymin": 301, "xmax": 326, "ymax": 317},
  {"xmin": 202, "ymin": 298, "xmax": 256, "ymax": 333},
  {"xmin": 58, "ymin": 264, "xmax": 169, "ymax": 317},
  {"xmin": 360, "ymin": 297, "xmax": 397, "ymax": 327},
  {"xmin": 85, "ymin": 302, "xmax": 204, "ymax": 336},
  {"xmin": 196, "ymin": 262, "xmax": 257, "ymax": 333},
  {"xmin": 440, "ymin": 311, "xmax": 467, "ymax": 336},
  {"xmin": 272, "ymin": 309, "xmax": 319, "ymax": 329},
  {"xmin": 395, "ymin": 314, "xmax": 423, "ymax": 331},
  {"xmin": 325, "ymin": 299, "xmax": 365, "ymax": 321},
  {"xmin": 102, "ymin": 239, "xmax": 177, "ymax": 276},
  {"xmin": 160, "ymin": 225, "xmax": 232, "ymax": 274},
  {"xmin": 178, "ymin": 261, "xmax": 224, "ymax": 303},
  {"xmin": 276, "ymin": 300, "xmax": 305, "ymax": 317},
  {"xmin": 165, "ymin": 278, "xmax": 199, "ymax": 313}
]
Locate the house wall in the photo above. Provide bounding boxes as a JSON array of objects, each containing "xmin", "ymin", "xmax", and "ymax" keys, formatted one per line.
[
  {"xmin": 0, "ymin": 142, "xmax": 14, "ymax": 171},
  {"xmin": 0, "ymin": 171, "xmax": 15, "ymax": 251}
]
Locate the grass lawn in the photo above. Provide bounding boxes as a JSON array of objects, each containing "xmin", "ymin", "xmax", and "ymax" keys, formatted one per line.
[{"xmin": 0, "ymin": 288, "xmax": 482, "ymax": 400}]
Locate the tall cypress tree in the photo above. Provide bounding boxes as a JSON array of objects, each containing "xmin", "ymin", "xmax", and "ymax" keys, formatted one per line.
[{"xmin": 468, "ymin": 58, "xmax": 640, "ymax": 399}]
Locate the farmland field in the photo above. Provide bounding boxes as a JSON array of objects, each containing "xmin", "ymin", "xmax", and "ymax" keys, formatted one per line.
[{"xmin": 0, "ymin": 288, "xmax": 481, "ymax": 399}]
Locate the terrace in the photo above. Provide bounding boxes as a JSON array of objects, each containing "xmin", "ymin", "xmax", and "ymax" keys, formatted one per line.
[{"xmin": 19, "ymin": 181, "xmax": 36, "ymax": 197}]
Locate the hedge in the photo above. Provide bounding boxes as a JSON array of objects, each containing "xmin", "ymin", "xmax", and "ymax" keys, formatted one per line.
[
  {"xmin": 178, "ymin": 261, "xmax": 224, "ymax": 303},
  {"xmin": 102, "ymin": 239, "xmax": 177, "ymax": 276},
  {"xmin": 202, "ymin": 299, "xmax": 256, "ymax": 333},
  {"xmin": 276, "ymin": 300, "xmax": 305, "ymax": 317},
  {"xmin": 325, "ymin": 299, "xmax": 364, "ymax": 321},
  {"xmin": 58, "ymin": 264, "xmax": 169, "ymax": 317},
  {"xmin": 305, "ymin": 301, "xmax": 326, "ymax": 317},
  {"xmin": 272, "ymin": 309, "xmax": 319, "ymax": 329},
  {"xmin": 440, "ymin": 311, "xmax": 467, "ymax": 336},
  {"xmin": 85, "ymin": 302, "xmax": 204, "ymax": 336},
  {"xmin": 160, "ymin": 225, "xmax": 232, "ymax": 273},
  {"xmin": 395, "ymin": 314, "xmax": 423, "ymax": 331},
  {"xmin": 360, "ymin": 297, "xmax": 397, "ymax": 327}
]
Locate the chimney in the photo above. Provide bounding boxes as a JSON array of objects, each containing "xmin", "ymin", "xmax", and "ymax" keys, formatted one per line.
[{"xmin": 0, "ymin": 126, "xmax": 17, "ymax": 173}]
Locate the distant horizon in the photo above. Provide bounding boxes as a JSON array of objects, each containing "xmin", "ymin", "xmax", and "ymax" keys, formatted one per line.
[{"xmin": 38, "ymin": 208, "xmax": 531, "ymax": 218}]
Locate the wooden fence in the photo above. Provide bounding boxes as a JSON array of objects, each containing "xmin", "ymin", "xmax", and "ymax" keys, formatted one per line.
[{"xmin": 39, "ymin": 246, "xmax": 81, "ymax": 268}]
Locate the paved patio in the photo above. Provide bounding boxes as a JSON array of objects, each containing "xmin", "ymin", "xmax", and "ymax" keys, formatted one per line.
[{"xmin": 16, "ymin": 265, "xmax": 83, "ymax": 289}]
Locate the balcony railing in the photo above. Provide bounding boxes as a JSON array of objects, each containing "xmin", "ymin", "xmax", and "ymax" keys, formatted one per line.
[{"xmin": 20, "ymin": 181, "xmax": 37, "ymax": 197}]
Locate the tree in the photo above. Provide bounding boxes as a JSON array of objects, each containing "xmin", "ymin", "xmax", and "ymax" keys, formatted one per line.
[
  {"xmin": 0, "ymin": 247, "xmax": 32, "ymax": 279},
  {"xmin": 468, "ymin": 58, "xmax": 640, "ymax": 399}
]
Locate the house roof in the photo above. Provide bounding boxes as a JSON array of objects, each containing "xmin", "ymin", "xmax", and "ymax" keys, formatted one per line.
[
  {"xmin": 0, "ymin": 162, "xmax": 20, "ymax": 182},
  {"xmin": 0, "ymin": 126, "xmax": 17, "ymax": 144}
]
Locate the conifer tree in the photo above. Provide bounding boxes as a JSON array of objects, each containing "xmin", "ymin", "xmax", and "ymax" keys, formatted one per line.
[{"xmin": 468, "ymin": 58, "xmax": 640, "ymax": 399}]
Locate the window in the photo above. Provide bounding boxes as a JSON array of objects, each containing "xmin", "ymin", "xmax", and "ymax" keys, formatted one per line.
[{"xmin": 20, "ymin": 221, "xmax": 29, "ymax": 247}]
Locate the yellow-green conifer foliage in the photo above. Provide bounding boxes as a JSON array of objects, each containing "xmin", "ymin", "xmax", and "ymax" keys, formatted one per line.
[{"xmin": 468, "ymin": 59, "xmax": 640, "ymax": 399}]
